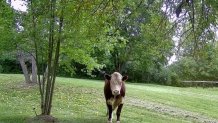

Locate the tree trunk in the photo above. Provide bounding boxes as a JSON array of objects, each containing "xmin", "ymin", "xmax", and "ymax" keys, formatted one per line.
[
  {"xmin": 18, "ymin": 53, "xmax": 31, "ymax": 83},
  {"xmin": 31, "ymin": 55, "xmax": 37, "ymax": 83},
  {"xmin": 43, "ymin": 0, "xmax": 57, "ymax": 115},
  {"xmin": 47, "ymin": 1, "xmax": 64, "ymax": 114},
  {"xmin": 30, "ymin": 0, "xmax": 63, "ymax": 116}
]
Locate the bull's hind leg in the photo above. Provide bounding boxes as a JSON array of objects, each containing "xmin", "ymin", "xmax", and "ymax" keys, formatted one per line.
[
  {"xmin": 107, "ymin": 104, "xmax": 113, "ymax": 123},
  {"xmin": 116, "ymin": 104, "xmax": 123, "ymax": 123}
]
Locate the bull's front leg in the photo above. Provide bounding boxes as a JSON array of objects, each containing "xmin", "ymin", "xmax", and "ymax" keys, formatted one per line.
[
  {"xmin": 107, "ymin": 104, "xmax": 113, "ymax": 123},
  {"xmin": 116, "ymin": 104, "xmax": 123, "ymax": 123}
]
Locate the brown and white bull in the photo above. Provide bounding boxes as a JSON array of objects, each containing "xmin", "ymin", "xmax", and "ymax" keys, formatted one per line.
[{"xmin": 104, "ymin": 72, "xmax": 128, "ymax": 123}]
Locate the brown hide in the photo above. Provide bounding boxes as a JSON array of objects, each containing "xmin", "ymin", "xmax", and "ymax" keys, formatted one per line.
[
  {"xmin": 104, "ymin": 76, "xmax": 126, "ymax": 109},
  {"xmin": 104, "ymin": 72, "xmax": 128, "ymax": 122}
]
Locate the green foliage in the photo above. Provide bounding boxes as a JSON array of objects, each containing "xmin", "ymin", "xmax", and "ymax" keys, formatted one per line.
[
  {"xmin": 162, "ymin": 0, "xmax": 218, "ymax": 82},
  {"xmin": 170, "ymin": 57, "xmax": 198, "ymax": 80},
  {"xmin": 0, "ymin": 1, "xmax": 15, "ymax": 52},
  {"xmin": 0, "ymin": 1, "xmax": 174, "ymax": 84},
  {"xmin": 2, "ymin": 0, "xmax": 218, "ymax": 85},
  {"xmin": 163, "ymin": 69, "xmax": 181, "ymax": 86},
  {"xmin": 0, "ymin": 65, "xmax": 3, "ymax": 73},
  {"xmin": 92, "ymin": 1, "xmax": 175, "ymax": 84},
  {"xmin": 169, "ymin": 52, "xmax": 218, "ymax": 81},
  {"xmin": 0, "ymin": 53, "xmax": 21, "ymax": 74}
]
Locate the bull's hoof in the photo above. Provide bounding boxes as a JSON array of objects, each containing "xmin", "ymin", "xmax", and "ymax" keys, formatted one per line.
[
  {"xmin": 107, "ymin": 118, "xmax": 112, "ymax": 123},
  {"xmin": 116, "ymin": 121, "xmax": 120, "ymax": 123}
]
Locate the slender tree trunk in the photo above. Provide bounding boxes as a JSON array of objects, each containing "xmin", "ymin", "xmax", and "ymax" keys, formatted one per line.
[
  {"xmin": 43, "ymin": 0, "xmax": 57, "ymax": 115},
  {"xmin": 29, "ymin": 0, "xmax": 38, "ymax": 84},
  {"xmin": 47, "ymin": 1, "xmax": 64, "ymax": 114},
  {"xmin": 29, "ymin": 0, "xmax": 45, "ymax": 113},
  {"xmin": 31, "ymin": 55, "xmax": 37, "ymax": 83},
  {"xmin": 30, "ymin": 0, "xmax": 63, "ymax": 116},
  {"xmin": 17, "ymin": 52, "xmax": 31, "ymax": 83}
]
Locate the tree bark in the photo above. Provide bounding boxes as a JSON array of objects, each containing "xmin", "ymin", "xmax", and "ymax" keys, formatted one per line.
[
  {"xmin": 31, "ymin": 55, "xmax": 37, "ymax": 83},
  {"xmin": 43, "ymin": 0, "xmax": 57, "ymax": 115},
  {"xmin": 30, "ymin": 0, "xmax": 44, "ymax": 113},
  {"xmin": 17, "ymin": 52, "xmax": 31, "ymax": 83},
  {"xmin": 47, "ymin": 0, "xmax": 64, "ymax": 114}
]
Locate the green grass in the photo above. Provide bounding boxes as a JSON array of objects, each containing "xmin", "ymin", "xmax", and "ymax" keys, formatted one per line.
[
  {"xmin": 0, "ymin": 74, "xmax": 218, "ymax": 123},
  {"xmin": 127, "ymin": 83, "xmax": 218, "ymax": 119}
]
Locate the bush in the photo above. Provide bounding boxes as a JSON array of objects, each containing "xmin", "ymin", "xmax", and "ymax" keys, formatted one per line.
[
  {"xmin": 169, "ymin": 72, "xmax": 182, "ymax": 86},
  {"xmin": 159, "ymin": 67, "xmax": 182, "ymax": 86},
  {"xmin": 0, "ymin": 57, "xmax": 21, "ymax": 74},
  {"xmin": 0, "ymin": 65, "xmax": 3, "ymax": 73}
]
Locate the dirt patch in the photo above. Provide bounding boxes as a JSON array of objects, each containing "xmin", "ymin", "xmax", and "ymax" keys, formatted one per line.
[
  {"xmin": 126, "ymin": 97, "xmax": 218, "ymax": 123},
  {"xmin": 27, "ymin": 115, "xmax": 58, "ymax": 123},
  {"xmin": 9, "ymin": 81, "xmax": 38, "ymax": 90}
]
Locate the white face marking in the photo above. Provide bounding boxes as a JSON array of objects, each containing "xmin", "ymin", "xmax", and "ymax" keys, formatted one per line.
[{"xmin": 110, "ymin": 72, "xmax": 123, "ymax": 96}]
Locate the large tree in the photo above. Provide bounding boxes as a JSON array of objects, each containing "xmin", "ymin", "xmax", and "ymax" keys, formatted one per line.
[
  {"xmin": 95, "ymin": 1, "xmax": 174, "ymax": 82},
  {"xmin": 19, "ymin": 0, "xmax": 123, "ymax": 120},
  {"xmin": 164, "ymin": 0, "xmax": 218, "ymax": 81}
]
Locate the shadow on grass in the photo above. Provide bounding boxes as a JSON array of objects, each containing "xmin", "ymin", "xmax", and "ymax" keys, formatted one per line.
[
  {"xmin": 0, "ymin": 117, "xmax": 106, "ymax": 123},
  {"xmin": 59, "ymin": 117, "xmax": 106, "ymax": 123},
  {"xmin": 0, "ymin": 116, "xmax": 28, "ymax": 123},
  {"xmin": 0, "ymin": 115, "xmax": 107, "ymax": 123}
]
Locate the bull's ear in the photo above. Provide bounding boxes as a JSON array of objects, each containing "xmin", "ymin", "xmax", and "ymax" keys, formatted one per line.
[
  {"xmin": 104, "ymin": 74, "xmax": 111, "ymax": 80},
  {"xmin": 122, "ymin": 75, "xmax": 128, "ymax": 81}
]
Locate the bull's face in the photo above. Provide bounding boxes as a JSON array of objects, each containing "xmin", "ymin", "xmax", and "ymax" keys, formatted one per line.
[{"xmin": 105, "ymin": 72, "xmax": 128, "ymax": 96}]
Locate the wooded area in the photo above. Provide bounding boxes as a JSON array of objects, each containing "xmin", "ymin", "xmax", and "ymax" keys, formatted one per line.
[
  {"xmin": 1, "ymin": 0, "xmax": 218, "ymax": 85},
  {"xmin": 1, "ymin": 0, "xmax": 218, "ymax": 120}
]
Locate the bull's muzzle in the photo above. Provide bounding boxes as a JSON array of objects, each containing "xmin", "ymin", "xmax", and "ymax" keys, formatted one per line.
[{"xmin": 113, "ymin": 90, "xmax": 120, "ymax": 96}]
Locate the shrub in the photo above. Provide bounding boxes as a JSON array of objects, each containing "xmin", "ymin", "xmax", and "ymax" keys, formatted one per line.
[{"xmin": 0, "ymin": 65, "xmax": 3, "ymax": 73}]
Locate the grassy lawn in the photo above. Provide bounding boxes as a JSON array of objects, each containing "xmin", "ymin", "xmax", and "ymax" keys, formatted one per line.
[
  {"xmin": 0, "ymin": 74, "xmax": 218, "ymax": 123},
  {"xmin": 127, "ymin": 83, "xmax": 218, "ymax": 119}
]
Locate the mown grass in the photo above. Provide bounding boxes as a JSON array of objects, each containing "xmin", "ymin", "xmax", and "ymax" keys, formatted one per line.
[
  {"xmin": 127, "ymin": 83, "xmax": 218, "ymax": 119},
  {"xmin": 0, "ymin": 74, "xmax": 218, "ymax": 123}
]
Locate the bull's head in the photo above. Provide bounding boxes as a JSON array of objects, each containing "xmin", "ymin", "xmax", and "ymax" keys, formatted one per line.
[{"xmin": 105, "ymin": 72, "xmax": 128, "ymax": 96}]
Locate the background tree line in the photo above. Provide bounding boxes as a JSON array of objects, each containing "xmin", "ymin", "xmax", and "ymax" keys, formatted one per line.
[{"xmin": 1, "ymin": 0, "xmax": 218, "ymax": 87}]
